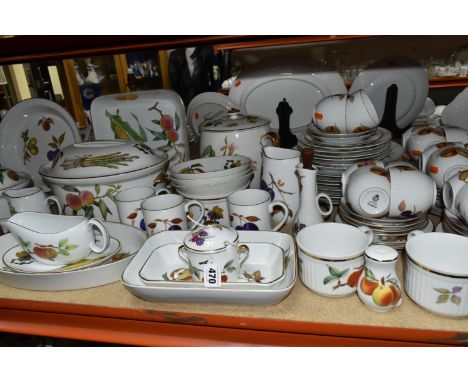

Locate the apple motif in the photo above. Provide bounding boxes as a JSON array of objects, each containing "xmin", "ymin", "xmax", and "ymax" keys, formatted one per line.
[{"xmin": 372, "ymin": 285, "xmax": 395, "ymax": 307}]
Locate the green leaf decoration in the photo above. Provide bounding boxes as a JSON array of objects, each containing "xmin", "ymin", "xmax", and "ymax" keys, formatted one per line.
[
  {"xmin": 67, "ymin": 244, "xmax": 79, "ymax": 250},
  {"xmin": 176, "ymin": 143, "xmax": 186, "ymax": 148},
  {"xmin": 201, "ymin": 145, "xmax": 216, "ymax": 157},
  {"xmin": 175, "ymin": 113, "xmax": 180, "ymax": 131},
  {"xmin": 61, "ymin": 185, "xmax": 80, "ymax": 193},
  {"xmin": 226, "ymin": 266, "xmax": 236, "ymax": 273},
  {"xmin": 95, "ymin": 184, "xmax": 101, "ymax": 195},
  {"xmin": 159, "ymin": 144, "xmax": 173, "ymax": 152},
  {"xmin": 98, "ymin": 199, "xmax": 108, "ymax": 220},
  {"xmin": 58, "ymin": 133, "xmax": 65, "ymax": 144},
  {"xmin": 387, "ymin": 278, "xmax": 399, "ymax": 285},
  {"xmin": 365, "ymin": 267, "xmax": 378, "ymax": 281},
  {"xmin": 131, "ymin": 112, "xmax": 148, "ymax": 142},
  {"xmin": 48, "ymin": 142, "xmax": 58, "ymax": 149},
  {"xmin": 151, "ymin": 119, "xmax": 160, "ymax": 125},
  {"xmin": 148, "ymin": 130, "xmax": 167, "ymax": 141},
  {"xmin": 451, "ymin": 295, "xmax": 461, "ymax": 305},
  {"xmin": 434, "ymin": 288, "xmax": 450, "ymax": 294},
  {"xmin": 436, "ymin": 293, "xmax": 449, "ymax": 303},
  {"xmin": 323, "ymin": 275, "xmax": 338, "ymax": 285},
  {"xmin": 162, "ymin": 273, "xmax": 170, "ymax": 281},
  {"xmin": 37, "ymin": 119, "xmax": 42, "ymax": 126},
  {"xmin": 61, "ymin": 249, "xmax": 71, "ymax": 257},
  {"xmin": 328, "ymin": 266, "xmax": 341, "ymax": 278},
  {"xmin": 223, "ymin": 260, "xmax": 234, "ymax": 271},
  {"xmin": 169, "ymin": 154, "xmax": 177, "ymax": 163},
  {"xmin": 59, "ymin": 238, "xmax": 68, "ymax": 247},
  {"xmin": 84, "ymin": 205, "xmax": 95, "ymax": 219},
  {"xmin": 338, "ymin": 268, "xmax": 349, "ymax": 278}
]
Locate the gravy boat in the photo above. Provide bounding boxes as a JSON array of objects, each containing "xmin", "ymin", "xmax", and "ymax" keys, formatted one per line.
[{"xmin": 0, "ymin": 212, "xmax": 109, "ymax": 266}]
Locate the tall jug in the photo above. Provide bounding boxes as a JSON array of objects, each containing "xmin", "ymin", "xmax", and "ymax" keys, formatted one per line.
[{"xmin": 260, "ymin": 146, "xmax": 300, "ymax": 233}]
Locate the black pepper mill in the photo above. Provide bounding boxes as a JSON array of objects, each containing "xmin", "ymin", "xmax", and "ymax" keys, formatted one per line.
[
  {"xmin": 276, "ymin": 98, "xmax": 298, "ymax": 149},
  {"xmin": 380, "ymin": 84, "xmax": 401, "ymax": 139}
]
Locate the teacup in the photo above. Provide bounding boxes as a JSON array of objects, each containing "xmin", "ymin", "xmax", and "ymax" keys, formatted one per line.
[
  {"xmin": 313, "ymin": 94, "xmax": 347, "ymax": 133},
  {"xmin": 296, "ymin": 223, "xmax": 373, "ymax": 297},
  {"xmin": 3, "ymin": 187, "xmax": 62, "ymax": 215},
  {"xmin": 115, "ymin": 186, "xmax": 168, "ymax": 231},
  {"xmin": 419, "ymin": 141, "xmax": 464, "ymax": 172},
  {"xmin": 0, "ymin": 212, "xmax": 110, "ymax": 266},
  {"xmin": 440, "ymin": 125, "xmax": 468, "ymax": 143},
  {"xmin": 426, "ymin": 146, "xmax": 468, "ymax": 189},
  {"xmin": 344, "ymin": 166, "xmax": 390, "ymax": 218},
  {"xmin": 388, "ymin": 166, "xmax": 436, "ymax": 217},
  {"xmin": 454, "ymin": 183, "xmax": 468, "ymax": 225},
  {"xmin": 141, "ymin": 194, "xmax": 204, "ymax": 237},
  {"xmin": 345, "ymin": 90, "xmax": 379, "ymax": 133},
  {"xmin": 341, "ymin": 160, "xmax": 385, "ymax": 195},
  {"xmin": 405, "ymin": 126, "xmax": 446, "ymax": 161},
  {"xmin": 227, "ymin": 189, "xmax": 288, "ymax": 231},
  {"xmin": 443, "ymin": 170, "xmax": 468, "ymax": 215}
]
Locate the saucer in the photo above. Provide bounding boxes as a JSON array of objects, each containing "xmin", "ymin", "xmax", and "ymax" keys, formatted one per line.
[
  {"xmin": 3, "ymin": 236, "xmax": 120, "ymax": 274},
  {"xmin": 139, "ymin": 242, "xmax": 286, "ymax": 289}
]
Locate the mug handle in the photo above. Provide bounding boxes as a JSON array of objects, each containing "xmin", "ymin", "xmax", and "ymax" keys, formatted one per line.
[
  {"xmin": 184, "ymin": 200, "xmax": 205, "ymax": 229},
  {"xmin": 357, "ymin": 226, "xmax": 374, "ymax": 247},
  {"xmin": 178, "ymin": 245, "xmax": 189, "ymax": 264},
  {"xmin": 238, "ymin": 244, "xmax": 249, "ymax": 266},
  {"xmin": 45, "ymin": 195, "xmax": 62, "ymax": 215},
  {"xmin": 407, "ymin": 230, "xmax": 425, "ymax": 240},
  {"xmin": 260, "ymin": 131, "xmax": 280, "ymax": 147},
  {"xmin": 315, "ymin": 193, "xmax": 333, "ymax": 217},
  {"xmin": 155, "ymin": 188, "xmax": 171, "ymax": 195},
  {"xmin": 87, "ymin": 218, "xmax": 110, "ymax": 254},
  {"xmin": 269, "ymin": 200, "xmax": 288, "ymax": 231}
]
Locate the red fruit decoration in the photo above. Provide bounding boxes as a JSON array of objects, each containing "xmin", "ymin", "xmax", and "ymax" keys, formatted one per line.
[
  {"xmin": 346, "ymin": 267, "xmax": 364, "ymax": 288},
  {"xmin": 79, "ymin": 190, "xmax": 94, "ymax": 206},
  {"xmin": 159, "ymin": 115, "xmax": 174, "ymax": 131},
  {"xmin": 66, "ymin": 194, "xmax": 83, "ymax": 212},
  {"xmin": 33, "ymin": 246, "xmax": 58, "ymax": 259},
  {"xmin": 167, "ymin": 129, "xmax": 179, "ymax": 142}
]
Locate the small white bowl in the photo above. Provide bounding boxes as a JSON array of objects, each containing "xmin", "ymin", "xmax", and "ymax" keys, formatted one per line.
[
  {"xmin": 345, "ymin": 90, "xmax": 380, "ymax": 133},
  {"xmin": 170, "ymin": 167, "xmax": 252, "ymax": 187},
  {"xmin": 426, "ymin": 146, "xmax": 468, "ymax": 189},
  {"xmin": 312, "ymin": 94, "xmax": 347, "ymax": 133}
]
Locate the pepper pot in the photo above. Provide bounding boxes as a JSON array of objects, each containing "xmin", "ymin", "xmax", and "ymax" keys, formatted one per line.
[{"xmin": 357, "ymin": 245, "xmax": 402, "ymax": 312}]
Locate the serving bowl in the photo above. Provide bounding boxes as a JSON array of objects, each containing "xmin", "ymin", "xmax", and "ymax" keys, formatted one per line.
[{"xmin": 170, "ymin": 167, "xmax": 252, "ymax": 187}]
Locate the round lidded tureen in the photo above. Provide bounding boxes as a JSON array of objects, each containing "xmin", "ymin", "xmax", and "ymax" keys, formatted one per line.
[
  {"xmin": 200, "ymin": 109, "xmax": 270, "ymax": 132},
  {"xmin": 0, "ymin": 167, "xmax": 31, "ymax": 196},
  {"xmin": 183, "ymin": 223, "xmax": 239, "ymax": 253}
]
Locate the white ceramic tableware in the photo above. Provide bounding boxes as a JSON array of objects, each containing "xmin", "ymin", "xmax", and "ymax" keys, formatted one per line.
[
  {"xmin": 441, "ymin": 87, "xmax": 468, "ymax": 130},
  {"xmin": 454, "ymin": 183, "xmax": 468, "ymax": 224},
  {"xmin": 405, "ymin": 127, "xmax": 446, "ymax": 161},
  {"xmin": 419, "ymin": 141, "xmax": 464, "ymax": 172},
  {"xmin": 3, "ymin": 187, "xmax": 62, "ymax": 214},
  {"xmin": 344, "ymin": 90, "xmax": 380, "ymax": 133},
  {"xmin": 186, "ymin": 197, "xmax": 229, "ymax": 226},
  {"xmin": 388, "ymin": 166, "xmax": 436, "ymax": 217},
  {"xmin": 341, "ymin": 160, "xmax": 385, "ymax": 193},
  {"xmin": 227, "ymin": 189, "xmax": 288, "ymax": 231},
  {"xmin": 440, "ymin": 125, "xmax": 468, "ymax": 143},
  {"xmin": 122, "ymin": 230, "xmax": 296, "ymax": 305},
  {"xmin": 0, "ymin": 212, "xmax": 109, "ymax": 266},
  {"xmin": 0, "ymin": 168, "xmax": 31, "ymax": 196},
  {"xmin": 0, "ymin": 98, "xmax": 81, "ymax": 188},
  {"xmin": 139, "ymin": 241, "xmax": 285, "ymax": 289},
  {"xmin": 115, "ymin": 186, "xmax": 162, "ymax": 231},
  {"xmin": 312, "ymin": 94, "xmax": 347, "ymax": 133},
  {"xmin": 0, "ymin": 222, "xmax": 146, "ymax": 291},
  {"xmin": 344, "ymin": 166, "xmax": 390, "ymax": 218},
  {"xmin": 199, "ymin": 110, "xmax": 279, "ymax": 188},
  {"xmin": 405, "ymin": 231, "xmax": 468, "ymax": 317},
  {"xmin": 178, "ymin": 224, "xmax": 249, "ymax": 282},
  {"xmin": 170, "ymin": 167, "xmax": 252, "ymax": 187},
  {"xmin": 39, "ymin": 140, "xmax": 169, "ymax": 222},
  {"xmin": 296, "ymin": 223, "xmax": 372, "ymax": 297},
  {"xmin": 443, "ymin": 170, "xmax": 468, "ymax": 215},
  {"xmin": 419, "ymin": 97, "xmax": 436, "ymax": 118},
  {"xmin": 90, "ymin": 90, "xmax": 189, "ymax": 166},
  {"xmin": 141, "ymin": 194, "xmax": 204, "ymax": 237},
  {"xmin": 426, "ymin": 146, "xmax": 468, "ymax": 189}
]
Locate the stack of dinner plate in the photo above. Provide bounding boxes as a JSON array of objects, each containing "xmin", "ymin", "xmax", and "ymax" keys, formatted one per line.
[
  {"xmin": 441, "ymin": 210, "xmax": 468, "ymax": 236},
  {"xmin": 336, "ymin": 198, "xmax": 432, "ymax": 250},
  {"xmin": 297, "ymin": 125, "xmax": 393, "ymax": 204},
  {"xmin": 431, "ymin": 188, "xmax": 444, "ymax": 216}
]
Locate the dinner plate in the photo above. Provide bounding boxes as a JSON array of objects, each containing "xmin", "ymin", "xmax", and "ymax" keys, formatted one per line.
[
  {"xmin": 0, "ymin": 222, "xmax": 146, "ymax": 291},
  {"xmin": 3, "ymin": 237, "xmax": 120, "ymax": 274},
  {"xmin": 229, "ymin": 65, "xmax": 346, "ymax": 132},
  {"xmin": 186, "ymin": 92, "xmax": 240, "ymax": 136},
  {"xmin": 122, "ymin": 230, "xmax": 296, "ymax": 305},
  {"xmin": 349, "ymin": 57, "xmax": 428, "ymax": 129},
  {"xmin": 441, "ymin": 87, "xmax": 468, "ymax": 130},
  {"xmin": 0, "ymin": 99, "xmax": 81, "ymax": 188}
]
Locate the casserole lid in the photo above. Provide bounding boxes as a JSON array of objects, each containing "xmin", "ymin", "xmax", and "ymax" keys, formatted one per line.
[
  {"xmin": 39, "ymin": 140, "xmax": 168, "ymax": 179},
  {"xmin": 200, "ymin": 109, "xmax": 269, "ymax": 132}
]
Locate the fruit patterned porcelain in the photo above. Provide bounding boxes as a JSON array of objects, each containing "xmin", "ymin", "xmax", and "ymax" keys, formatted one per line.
[
  {"xmin": 357, "ymin": 245, "xmax": 402, "ymax": 312},
  {"xmin": 443, "ymin": 170, "xmax": 468, "ymax": 215},
  {"xmin": 454, "ymin": 183, "xmax": 468, "ymax": 224},
  {"xmin": 90, "ymin": 90, "xmax": 189, "ymax": 167},
  {"xmin": 296, "ymin": 223, "xmax": 373, "ymax": 297},
  {"xmin": 405, "ymin": 126, "xmax": 446, "ymax": 161},
  {"xmin": 0, "ymin": 212, "xmax": 109, "ymax": 266},
  {"xmin": 3, "ymin": 187, "xmax": 62, "ymax": 214},
  {"xmin": 0, "ymin": 98, "xmax": 81, "ymax": 188},
  {"xmin": 0, "ymin": 168, "xmax": 31, "ymax": 196},
  {"xmin": 344, "ymin": 90, "xmax": 380, "ymax": 133},
  {"xmin": 141, "ymin": 194, "xmax": 204, "ymax": 237},
  {"xmin": 419, "ymin": 141, "xmax": 464, "ymax": 173},
  {"xmin": 39, "ymin": 140, "xmax": 169, "ymax": 222},
  {"xmin": 440, "ymin": 125, "xmax": 468, "ymax": 143},
  {"xmin": 344, "ymin": 166, "xmax": 390, "ymax": 218},
  {"xmin": 115, "ymin": 186, "xmax": 158, "ymax": 231},
  {"xmin": 178, "ymin": 223, "xmax": 249, "ymax": 282},
  {"xmin": 341, "ymin": 160, "xmax": 385, "ymax": 194},
  {"xmin": 312, "ymin": 94, "xmax": 347, "ymax": 133},
  {"xmin": 388, "ymin": 165, "xmax": 436, "ymax": 217},
  {"xmin": 199, "ymin": 110, "xmax": 279, "ymax": 188},
  {"xmin": 426, "ymin": 145, "xmax": 468, "ymax": 189},
  {"xmin": 227, "ymin": 189, "xmax": 288, "ymax": 232},
  {"xmin": 186, "ymin": 197, "xmax": 229, "ymax": 227},
  {"xmin": 405, "ymin": 231, "xmax": 468, "ymax": 317}
]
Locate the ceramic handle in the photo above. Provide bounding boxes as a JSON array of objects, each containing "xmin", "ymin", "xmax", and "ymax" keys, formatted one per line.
[
  {"xmin": 45, "ymin": 195, "xmax": 62, "ymax": 215},
  {"xmin": 315, "ymin": 193, "xmax": 333, "ymax": 216},
  {"xmin": 407, "ymin": 230, "xmax": 425, "ymax": 240},
  {"xmin": 341, "ymin": 172, "xmax": 349, "ymax": 195},
  {"xmin": 357, "ymin": 225, "xmax": 374, "ymax": 247},
  {"xmin": 268, "ymin": 200, "xmax": 288, "ymax": 231},
  {"xmin": 87, "ymin": 218, "xmax": 110, "ymax": 254},
  {"xmin": 260, "ymin": 131, "xmax": 280, "ymax": 147},
  {"xmin": 238, "ymin": 244, "xmax": 249, "ymax": 266},
  {"xmin": 155, "ymin": 188, "xmax": 171, "ymax": 195},
  {"xmin": 184, "ymin": 200, "xmax": 205, "ymax": 229},
  {"xmin": 178, "ymin": 245, "xmax": 189, "ymax": 265}
]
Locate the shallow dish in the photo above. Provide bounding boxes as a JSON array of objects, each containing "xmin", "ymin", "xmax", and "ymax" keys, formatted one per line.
[
  {"xmin": 170, "ymin": 167, "xmax": 252, "ymax": 187},
  {"xmin": 122, "ymin": 230, "xmax": 296, "ymax": 305}
]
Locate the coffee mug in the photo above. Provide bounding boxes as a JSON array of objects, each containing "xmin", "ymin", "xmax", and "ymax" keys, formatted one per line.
[
  {"xmin": 141, "ymin": 194, "xmax": 204, "ymax": 237},
  {"xmin": 3, "ymin": 187, "xmax": 62, "ymax": 215},
  {"xmin": 115, "ymin": 186, "xmax": 168, "ymax": 231},
  {"xmin": 227, "ymin": 189, "xmax": 288, "ymax": 231},
  {"xmin": 186, "ymin": 197, "xmax": 230, "ymax": 226}
]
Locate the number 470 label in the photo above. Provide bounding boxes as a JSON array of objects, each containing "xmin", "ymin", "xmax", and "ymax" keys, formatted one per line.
[{"xmin": 204, "ymin": 264, "xmax": 221, "ymax": 288}]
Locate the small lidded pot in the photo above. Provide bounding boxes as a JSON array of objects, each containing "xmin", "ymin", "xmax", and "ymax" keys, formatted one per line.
[
  {"xmin": 178, "ymin": 223, "xmax": 249, "ymax": 283},
  {"xmin": 357, "ymin": 245, "xmax": 402, "ymax": 312}
]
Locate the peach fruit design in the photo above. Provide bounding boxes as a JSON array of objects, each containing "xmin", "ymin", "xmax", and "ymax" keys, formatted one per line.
[
  {"xmin": 16, "ymin": 235, "xmax": 79, "ymax": 261},
  {"xmin": 360, "ymin": 267, "xmax": 401, "ymax": 307},
  {"xmin": 323, "ymin": 264, "xmax": 364, "ymax": 290}
]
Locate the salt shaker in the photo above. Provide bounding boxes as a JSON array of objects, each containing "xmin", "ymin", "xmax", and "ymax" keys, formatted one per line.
[{"xmin": 357, "ymin": 245, "xmax": 402, "ymax": 312}]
